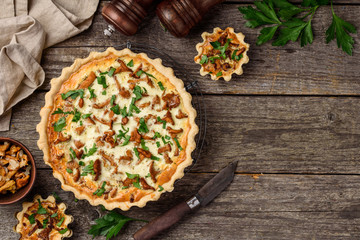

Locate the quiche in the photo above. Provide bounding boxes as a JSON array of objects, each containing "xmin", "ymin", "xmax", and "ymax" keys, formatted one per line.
[
  {"xmin": 194, "ymin": 27, "xmax": 250, "ymax": 81},
  {"xmin": 14, "ymin": 195, "xmax": 73, "ymax": 240},
  {"xmin": 37, "ymin": 48, "xmax": 198, "ymax": 210}
]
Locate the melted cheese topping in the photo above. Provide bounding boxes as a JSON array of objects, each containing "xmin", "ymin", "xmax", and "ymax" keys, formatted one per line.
[{"xmin": 47, "ymin": 54, "xmax": 191, "ymax": 203}]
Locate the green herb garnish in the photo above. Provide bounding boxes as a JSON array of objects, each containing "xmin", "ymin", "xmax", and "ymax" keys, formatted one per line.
[
  {"xmin": 57, "ymin": 217, "xmax": 65, "ymax": 227},
  {"xmin": 82, "ymin": 113, "xmax": 92, "ymax": 119},
  {"xmin": 53, "ymin": 117, "xmax": 66, "ymax": 132},
  {"xmin": 28, "ymin": 214, "xmax": 35, "ymax": 224},
  {"xmin": 51, "ymin": 213, "xmax": 58, "ymax": 218},
  {"xmin": 127, "ymin": 59, "xmax": 134, "ymax": 67},
  {"xmin": 216, "ymin": 71, "xmax": 223, "ymax": 77},
  {"xmin": 133, "ymin": 148, "xmax": 140, "ymax": 160},
  {"xmin": 157, "ymin": 81, "xmax": 165, "ymax": 90},
  {"xmin": 174, "ymin": 137, "xmax": 183, "ymax": 150},
  {"xmin": 199, "ymin": 55, "xmax": 208, "ymax": 64},
  {"xmin": 81, "ymin": 160, "xmax": 95, "ymax": 176},
  {"xmin": 88, "ymin": 87, "xmax": 96, "ymax": 99},
  {"xmin": 151, "ymin": 155, "xmax": 160, "ymax": 161},
  {"xmin": 141, "ymin": 139, "xmax": 149, "ymax": 150},
  {"xmin": 37, "ymin": 199, "xmax": 47, "ymax": 214},
  {"xmin": 110, "ymin": 104, "xmax": 121, "ymax": 115},
  {"xmin": 82, "ymin": 144, "xmax": 97, "ymax": 159},
  {"xmin": 238, "ymin": 0, "xmax": 357, "ymax": 55},
  {"xmin": 61, "ymin": 89, "xmax": 84, "ymax": 100},
  {"xmin": 157, "ymin": 116, "xmax": 166, "ymax": 129},
  {"xmin": 59, "ymin": 228, "xmax": 69, "ymax": 234},
  {"xmin": 88, "ymin": 211, "xmax": 147, "ymax": 240},
  {"xmin": 110, "ymin": 95, "xmax": 116, "ymax": 106},
  {"xmin": 93, "ymin": 181, "xmax": 107, "ymax": 196},
  {"xmin": 97, "ymin": 75, "xmax": 108, "ymax": 88},
  {"xmin": 66, "ymin": 168, "xmax": 73, "ymax": 173},
  {"xmin": 108, "ymin": 67, "xmax": 116, "ymax": 77},
  {"xmin": 138, "ymin": 117, "xmax": 149, "ymax": 133},
  {"xmin": 158, "ymin": 185, "xmax": 164, "ymax": 192}
]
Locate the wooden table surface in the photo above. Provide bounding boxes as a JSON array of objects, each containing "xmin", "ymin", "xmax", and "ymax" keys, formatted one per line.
[{"xmin": 2, "ymin": 1, "xmax": 360, "ymax": 239}]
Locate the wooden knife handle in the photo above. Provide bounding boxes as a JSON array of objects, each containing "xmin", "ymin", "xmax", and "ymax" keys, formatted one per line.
[{"xmin": 133, "ymin": 201, "xmax": 191, "ymax": 240}]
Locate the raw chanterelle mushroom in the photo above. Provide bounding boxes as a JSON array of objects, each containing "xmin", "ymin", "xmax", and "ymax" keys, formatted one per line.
[{"xmin": 0, "ymin": 141, "xmax": 31, "ymax": 194}]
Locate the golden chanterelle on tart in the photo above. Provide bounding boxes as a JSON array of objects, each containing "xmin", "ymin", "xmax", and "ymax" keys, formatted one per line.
[
  {"xmin": 194, "ymin": 27, "xmax": 250, "ymax": 81},
  {"xmin": 14, "ymin": 195, "xmax": 73, "ymax": 240},
  {"xmin": 37, "ymin": 47, "xmax": 198, "ymax": 210}
]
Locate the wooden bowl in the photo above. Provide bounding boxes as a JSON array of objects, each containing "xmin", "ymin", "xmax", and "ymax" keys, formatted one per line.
[{"xmin": 0, "ymin": 137, "xmax": 36, "ymax": 205}]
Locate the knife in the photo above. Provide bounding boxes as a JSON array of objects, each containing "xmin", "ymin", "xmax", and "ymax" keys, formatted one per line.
[{"xmin": 133, "ymin": 160, "xmax": 238, "ymax": 240}]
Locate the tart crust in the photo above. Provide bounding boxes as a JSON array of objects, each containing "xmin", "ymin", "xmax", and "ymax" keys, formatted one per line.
[
  {"xmin": 14, "ymin": 195, "xmax": 73, "ymax": 240},
  {"xmin": 194, "ymin": 27, "xmax": 250, "ymax": 81},
  {"xmin": 37, "ymin": 47, "xmax": 198, "ymax": 210}
]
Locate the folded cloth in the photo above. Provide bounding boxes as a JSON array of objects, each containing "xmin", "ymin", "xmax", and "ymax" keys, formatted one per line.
[{"xmin": 0, "ymin": 0, "xmax": 99, "ymax": 131}]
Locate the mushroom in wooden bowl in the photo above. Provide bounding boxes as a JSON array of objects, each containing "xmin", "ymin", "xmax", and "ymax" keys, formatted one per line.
[{"xmin": 0, "ymin": 137, "xmax": 36, "ymax": 204}]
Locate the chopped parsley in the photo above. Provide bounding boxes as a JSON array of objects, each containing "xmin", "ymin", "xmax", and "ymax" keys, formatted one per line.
[
  {"xmin": 88, "ymin": 87, "xmax": 96, "ymax": 99},
  {"xmin": 157, "ymin": 116, "xmax": 166, "ymax": 129},
  {"xmin": 153, "ymin": 132, "xmax": 161, "ymax": 139},
  {"xmin": 151, "ymin": 155, "xmax": 160, "ymax": 161},
  {"xmin": 128, "ymin": 98, "xmax": 141, "ymax": 115},
  {"xmin": 57, "ymin": 217, "xmax": 65, "ymax": 227},
  {"xmin": 133, "ymin": 148, "xmax": 140, "ymax": 160},
  {"xmin": 110, "ymin": 104, "xmax": 121, "ymax": 114},
  {"xmin": 121, "ymin": 135, "xmax": 131, "ymax": 146},
  {"xmin": 59, "ymin": 228, "xmax": 69, "ymax": 234},
  {"xmin": 81, "ymin": 160, "xmax": 95, "ymax": 176},
  {"xmin": 37, "ymin": 199, "xmax": 47, "ymax": 214},
  {"xmin": 199, "ymin": 55, "xmax": 208, "ymax": 64},
  {"xmin": 162, "ymin": 136, "xmax": 172, "ymax": 145},
  {"xmin": 110, "ymin": 95, "xmax": 116, "ymax": 106},
  {"xmin": 42, "ymin": 219, "xmax": 49, "ymax": 229},
  {"xmin": 209, "ymin": 56, "xmax": 220, "ymax": 63},
  {"xmin": 71, "ymin": 109, "xmax": 81, "ymax": 122},
  {"xmin": 66, "ymin": 168, "xmax": 73, "ymax": 173},
  {"xmin": 52, "ymin": 108, "xmax": 64, "ymax": 115},
  {"xmin": 102, "ymin": 90, "xmax": 107, "ymax": 95},
  {"xmin": 141, "ymin": 139, "xmax": 149, "ymax": 150},
  {"xmin": 53, "ymin": 117, "xmax": 66, "ymax": 132},
  {"xmin": 93, "ymin": 181, "xmax": 107, "ymax": 196},
  {"xmin": 97, "ymin": 75, "xmax": 108, "ymax": 88},
  {"xmin": 28, "ymin": 214, "xmax": 35, "ymax": 224},
  {"xmin": 82, "ymin": 113, "xmax": 92, "ymax": 119},
  {"xmin": 61, "ymin": 89, "xmax": 84, "ymax": 100},
  {"xmin": 82, "ymin": 144, "xmax": 97, "ymax": 159},
  {"xmin": 69, "ymin": 148, "xmax": 76, "ymax": 159},
  {"xmin": 51, "ymin": 213, "xmax": 58, "ymax": 218},
  {"xmin": 158, "ymin": 185, "xmax": 164, "ymax": 192},
  {"xmin": 125, "ymin": 172, "xmax": 141, "ymax": 189},
  {"xmin": 127, "ymin": 59, "xmax": 134, "ymax": 67},
  {"xmin": 138, "ymin": 117, "xmax": 149, "ymax": 133},
  {"xmin": 79, "ymin": 161, "xmax": 85, "ymax": 166},
  {"xmin": 157, "ymin": 81, "xmax": 165, "ymax": 90},
  {"xmin": 108, "ymin": 67, "xmax": 116, "ymax": 77},
  {"xmin": 136, "ymin": 70, "xmax": 157, "ymax": 79},
  {"xmin": 133, "ymin": 85, "xmax": 143, "ymax": 100},
  {"xmin": 165, "ymin": 135, "xmax": 171, "ymax": 140},
  {"xmin": 156, "ymin": 141, "xmax": 160, "ymax": 147},
  {"xmin": 216, "ymin": 71, "xmax": 223, "ymax": 77},
  {"xmin": 174, "ymin": 137, "xmax": 183, "ymax": 150}
]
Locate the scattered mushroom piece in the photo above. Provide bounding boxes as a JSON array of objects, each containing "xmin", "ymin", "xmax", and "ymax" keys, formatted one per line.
[
  {"xmin": 93, "ymin": 98, "xmax": 111, "ymax": 109},
  {"xmin": 176, "ymin": 109, "xmax": 188, "ymax": 119},
  {"xmin": 163, "ymin": 111, "xmax": 174, "ymax": 125},
  {"xmin": 158, "ymin": 144, "xmax": 172, "ymax": 154},
  {"xmin": 94, "ymin": 159, "xmax": 101, "ymax": 181},
  {"xmin": 54, "ymin": 132, "xmax": 71, "ymax": 144},
  {"xmin": 115, "ymin": 59, "xmax": 133, "ymax": 74},
  {"xmin": 78, "ymin": 71, "xmax": 96, "ymax": 89},
  {"xmin": 162, "ymin": 93, "xmax": 180, "ymax": 109},
  {"xmin": 140, "ymin": 178, "xmax": 155, "ymax": 191}
]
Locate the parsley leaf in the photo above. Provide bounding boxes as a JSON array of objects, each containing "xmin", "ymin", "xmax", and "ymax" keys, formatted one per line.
[
  {"xmin": 37, "ymin": 199, "xmax": 47, "ymax": 214},
  {"xmin": 174, "ymin": 137, "xmax": 183, "ymax": 150},
  {"xmin": 110, "ymin": 104, "xmax": 121, "ymax": 115},
  {"xmin": 81, "ymin": 160, "xmax": 95, "ymax": 176},
  {"xmin": 97, "ymin": 76, "xmax": 108, "ymax": 88},
  {"xmin": 93, "ymin": 181, "xmax": 107, "ymax": 196},
  {"xmin": 239, "ymin": 0, "xmax": 357, "ymax": 55},
  {"xmin": 59, "ymin": 228, "xmax": 69, "ymax": 234},
  {"xmin": 127, "ymin": 59, "xmax": 134, "ymax": 67},
  {"xmin": 57, "ymin": 217, "xmax": 65, "ymax": 227},
  {"xmin": 66, "ymin": 168, "xmax": 73, "ymax": 173},
  {"xmin": 158, "ymin": 185, "xmax": 164, "ymax": 192},
  {"xmin": 61, "ymin": 89, "xmax": 84, "ymax": 100},
  {"xmin": 82, "ymin": 144, "xmax": 97, "ymax": 159},
  {"xmin": 138, "ymin": 117, "xmax": 149, "ymax": 133},
  {"xmin": 88, "ymin": 87, "xmax": 97, "ymax": 99},
  {"xmin": 157, "ymin": 81, "xmax": 165, "ymax": 90},
  {"xmin": 157, "ymin": 116, "xmax": 166, "ymax": 129},
  {"xmin": 52, "ymin": 108, "xmax": 64, "ymax": 115},
  {"xmin": 216, "ymin": 71, "xmax": 223, "ymax": 77},
  {"xmin": 110, "ymin": 95, "xmax": 116, "ymax": 106},
  {"xmin": 88, "ymin": 211, "xmax": 147, "ymax": 240},
  {"xmin": 28, "ymin": 214, "xmax": 35, "ymax": 224},
  {"xmin": 325, "ymin": 1, "xmax": 357, "ymax": 55},
  {"xmin": 141, "ymin": 139, "xmax": 149, "ymax": 150},
  {"xmin": 53, "ymin": 117, "xmax": 66, "ymax": 132},
  {"xmin": 43, "ymin": 219, "xmax": 48, "ymax": 229},
  {"xmin": 108, "ymin": 67, "xmax": 116, "ymax": 77},
  {"xmin": 199, "ymin": 55, "xmax": 208, "ymax": 64},
  {"xmin": 133, "ymin": 85, "xmax": 143, "ymax": 100},
  {"xmin": 71, "ymin": 108, "xmax": 81, "ymax": 122}
]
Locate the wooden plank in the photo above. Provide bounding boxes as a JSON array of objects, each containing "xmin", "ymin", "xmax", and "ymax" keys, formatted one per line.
[
  {"xmin": 39, "ymin": 4, "xmax": 360, "ymax": 95},
  {"xmin": 1, "ymin": 170, "xmax": 360, "ymax": 239},
  {"xmin": 3, "ymin": 92, "xmax": 360, "ymax": 174}
]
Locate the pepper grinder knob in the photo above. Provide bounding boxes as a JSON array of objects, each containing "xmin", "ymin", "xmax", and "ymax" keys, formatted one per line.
[
  {"xmin": 156, "ymin": 0, "xmax": 225, "ymax": 38},
  {"xmin": 102, "ymin": 0, "xmax": 154, "ymax": 36}
]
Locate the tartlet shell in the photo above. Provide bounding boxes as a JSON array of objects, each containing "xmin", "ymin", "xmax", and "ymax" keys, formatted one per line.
[
  {"xmin": 195, "ymin": 27, "xmax": 250, "ymax": 81},
  {"xmin": 14, "ymin": 195, "xmax": 73, "ymax": 240}
]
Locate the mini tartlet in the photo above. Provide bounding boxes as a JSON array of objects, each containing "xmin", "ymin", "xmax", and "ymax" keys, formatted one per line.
[
  {"xmin": 14, "ymin": 195, "xmax": 73, "ymax": 240},
  {"xmin": 194, "ymin": 27, "xmax": 250, "ymax": 81}
]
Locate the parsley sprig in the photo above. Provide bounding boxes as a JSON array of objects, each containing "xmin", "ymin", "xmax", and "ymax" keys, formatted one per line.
[
  {"xmin": 88, "ymin": 211, "xmax": 147, "ymax": 240},
  {"xmin": 239, "ymin": 0, "xmax": 357, "ymax": 55}
]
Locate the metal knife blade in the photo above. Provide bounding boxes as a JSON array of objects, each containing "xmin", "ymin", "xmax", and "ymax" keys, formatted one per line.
[{"xmin": 186, "ymin": 160, "xmax": 238, "ymax": 209}]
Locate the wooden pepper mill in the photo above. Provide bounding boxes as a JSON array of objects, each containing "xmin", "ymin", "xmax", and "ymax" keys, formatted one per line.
[
  {"xmin": 156, "ymin": 0, "xmax": 225, "ymax": 38},
  {"xmin": 102, "ymin": 0, "xmax": 154, "ymax": 36}
]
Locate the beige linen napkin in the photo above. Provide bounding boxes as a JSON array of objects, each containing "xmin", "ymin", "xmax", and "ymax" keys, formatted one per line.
[{"xmin": 0, "ymin": 0, "xmax": 99, "ymax": 131}]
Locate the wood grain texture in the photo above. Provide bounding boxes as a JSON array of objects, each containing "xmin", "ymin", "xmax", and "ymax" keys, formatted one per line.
[
  {"xmin": 38, "ymin": 4, "xmax": 360, "ymax": 95},
  {"xmin": 1, "ymin": 170, "xmax": 360, "ymax": 240},
  {"xmin": 2, "ymin": 91, "xmax": 360, "ymax": 174}
]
